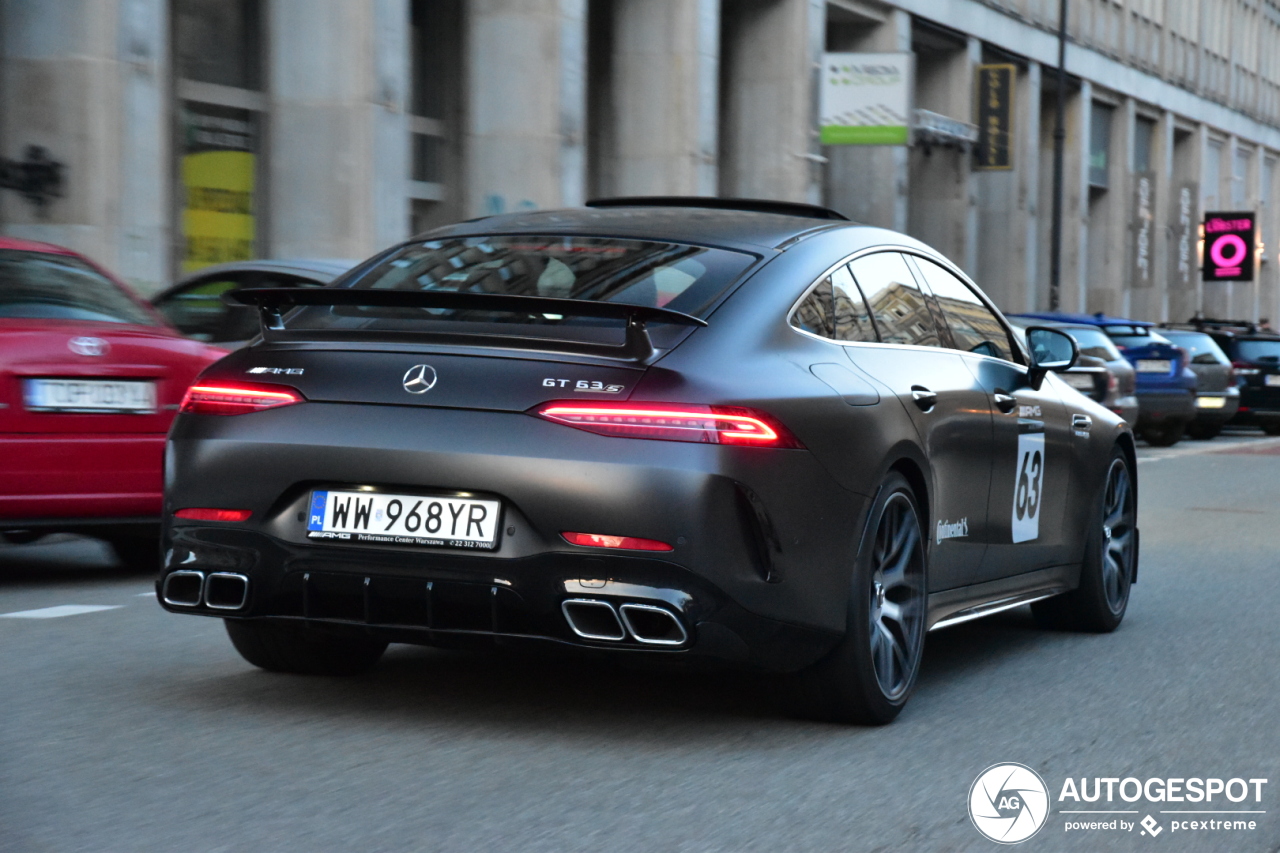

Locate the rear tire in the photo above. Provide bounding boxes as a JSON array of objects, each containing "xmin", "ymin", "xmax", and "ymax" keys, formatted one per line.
[
  {"xmin": 1186, "ymin": 422, "xmax": 1222, "ymax": 441},
  {"xmin": 1032, "ymin": 446, "xmax": 1135, "ymax": 632},
  {"xmin": 792, "ymin": 471, "xmax": 927, "ymax": 725},
  {"xmin": 1141, "ymin": 420, "xmax": 1184, "ymax": 446},
  {"xmin": 225, "ymin": 619, "xmax": 388, "ymax": 675}
]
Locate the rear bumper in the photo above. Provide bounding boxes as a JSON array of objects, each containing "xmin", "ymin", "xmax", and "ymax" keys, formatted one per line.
[
  {"xmin": 157, "ymin": 526, "xmax": 839, "ymax": 671},
  {"xmin": 0, "ymin": 433, "xmax": 164, "ymax": 520},
  {"xmin": 1191, "ymin": 391, "xmax": 1240, "ymax": 426},
  {"xmin": 1135, "ymin": 390, "xmax": 1195, "ymax": 425},
  {"xmin": 162, "ymin": 403, "xmax": 869, "ymax": 670}
]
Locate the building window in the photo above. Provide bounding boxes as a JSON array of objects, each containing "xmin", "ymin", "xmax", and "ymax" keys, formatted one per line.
[
  {"xmin": 1134, "ymin": 116, "xmax": 1156, "ymax": 175},
  {"xmin": 1232, "ymin": 148, "xmax": 1252, "ymax": 209},
  {"xmin": 172, "ymin": 0, "xmax": 265, "ymax": 274},
  {"xmin": 408, "ymin": 0, "xmax": 462, "ymax": 232},
  {"xmin": 1089, "ymin": 102, "xmax": 1113, "ymax": 189}
]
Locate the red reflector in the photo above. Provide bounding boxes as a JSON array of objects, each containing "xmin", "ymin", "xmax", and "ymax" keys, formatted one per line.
[
  {"xmin": 562, "ymin": 532, "xmax": 674, "ymax": 552},
  {"xmin": 180, "ymin": 382, "xmax": 305, "ymax": 415},
  {"xmin": 173, "ymin": 508, "xmax": 252, "ymax": 522},
  {"xmin": 533, "ymin": 402, "xmax": 803, "ymax": 448}
]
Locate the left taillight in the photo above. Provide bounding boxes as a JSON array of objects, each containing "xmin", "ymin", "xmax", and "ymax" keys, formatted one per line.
[
  {"xmin": 532, "ymin": 401, "xmax": 804, "ymax": 448},
  {"xmin": 179, "ymin": 382, "xmax": 306, "ymax": 415}
]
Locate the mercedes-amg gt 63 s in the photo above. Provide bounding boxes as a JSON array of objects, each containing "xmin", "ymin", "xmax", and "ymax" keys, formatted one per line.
[{"xmin": 159, "ymin": 198, "xmax": 1138, "ymax": 724}]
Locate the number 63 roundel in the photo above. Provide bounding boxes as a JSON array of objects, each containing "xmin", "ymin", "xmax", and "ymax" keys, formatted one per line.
[{"xmin": 1012, "ymin": 431, "xmax": 1045, "ymax": 543}]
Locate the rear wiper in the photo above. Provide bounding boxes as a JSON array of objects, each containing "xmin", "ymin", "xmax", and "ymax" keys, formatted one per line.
[{"xmin": 226, "ymin": 287, "xmax": 707, "ymax": 362}]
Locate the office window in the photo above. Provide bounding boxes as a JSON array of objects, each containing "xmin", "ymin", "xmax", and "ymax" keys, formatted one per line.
[
  {"xmin": 1134, "ymin": 117, "xmax": 1156, "ymax": 174},
  {"xmin": 1089, "ymin": 103, "xmax": 1113, "ymax": 189}
]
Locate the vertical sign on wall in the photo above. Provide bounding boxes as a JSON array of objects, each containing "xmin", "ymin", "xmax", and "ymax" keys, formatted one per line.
[
  {"xmin": 1202, "ymin": 211, "xmax": 1256, "ymax": 282},
  {"xmin": 819, "ymin": 53, "xmax": 913, "ymax": 145},
  {"xmin": 1169, "ymin": 183, "xmax": 1197, "ymax": 292},
  {"xmin": 1131, "ymin": 173, "xmax": 1156, "ymax": 287},
  {"xmin": 180, "ymin": 103, "xmax": 257, "ymax": 273},
  {"xmin": 975, "ymin": 64, "xmax": 1015, "ymax": 170}
]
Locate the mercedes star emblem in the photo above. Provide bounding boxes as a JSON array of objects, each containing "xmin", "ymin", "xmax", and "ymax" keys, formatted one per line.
[
  {"xmin": 68, "ymin": 336, "xmax": 110, "ymax": 357},
  {"xmin": 402, "ymin": 364, "xmax": 438, "ymax": 394}
]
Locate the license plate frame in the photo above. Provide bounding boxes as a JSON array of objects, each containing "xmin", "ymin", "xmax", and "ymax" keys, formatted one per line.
[
  {"xmin": 306, "ymin": 489, "xmax": 503, "ymax": 550},
  {"xmin": 23, "ymin": 378, "xmax": 157, "ymax": 413},
  {"xmin": 1135, "ymin": 359, "xmax": 1172, "ymax": 373}
]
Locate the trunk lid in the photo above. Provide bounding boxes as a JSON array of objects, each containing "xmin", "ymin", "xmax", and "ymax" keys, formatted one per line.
[{"xmin": 0, "ymin": 318, "xmax": 226, "ymax": 434}]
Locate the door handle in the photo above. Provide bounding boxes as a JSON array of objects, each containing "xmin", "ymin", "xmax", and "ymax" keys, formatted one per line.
[
  {"xmin": 993, "ymin": 392, "xmax": 1017, "ymax": 413},
  {"xmin": 1072, "ymin": 414, "xmax": 1093, "ymax": 432},
  {"xmin": 910, "ymin": 386, "xmax": 938, "ymax": 411}
]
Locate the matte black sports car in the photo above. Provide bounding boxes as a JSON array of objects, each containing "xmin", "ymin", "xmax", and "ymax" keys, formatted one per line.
[{"xmin": 158, "ymin": 198, "xmax": 1138, "ymax": 724}]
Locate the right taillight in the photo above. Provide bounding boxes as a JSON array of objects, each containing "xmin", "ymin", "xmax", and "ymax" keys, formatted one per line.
[
  {"xmin": 180, "ymin": 382, "xmax": 306, "ymax": 415},
  {"xmin": 533, "ymin": 401, "xmax": 804, "ymax": 448}
]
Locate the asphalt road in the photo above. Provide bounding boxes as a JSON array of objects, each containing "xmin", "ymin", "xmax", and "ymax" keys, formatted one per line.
[{"xmin": 2, "ymin": 431, "xmax": 1279, "ymax": 853}]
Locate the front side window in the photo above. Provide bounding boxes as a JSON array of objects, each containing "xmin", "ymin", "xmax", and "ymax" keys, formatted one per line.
[
  {"xmin": 911, "ymin": 257, "xmax": 1012, "ymax": 361},
  {"xmin": 0, "ymin": 251, "xmax": 157, "ymax": 326},
  {"xmin": 848, "ymin": 252, "xmax": 941, "ymax": 347}
]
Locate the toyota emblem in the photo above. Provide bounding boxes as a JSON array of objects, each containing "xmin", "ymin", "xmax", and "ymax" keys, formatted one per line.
[
  {"xmin": 68, "ymin": 336, "xmax": 110, "ymax": 357},
  {"xmin": 402, "ymin": 364, "xmax": 437, "ymax": 394}
]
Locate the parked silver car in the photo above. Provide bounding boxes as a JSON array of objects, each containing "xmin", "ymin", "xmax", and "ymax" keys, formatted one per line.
[{"xmin": 151, "ymin": 259, "xmax": 357, "ymax": 348}]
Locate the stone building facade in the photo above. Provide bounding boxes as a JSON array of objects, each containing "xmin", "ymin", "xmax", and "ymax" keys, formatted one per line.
[{"xmin": 3, "ymin": 0, "xmax": 1280, "ymax": 325}]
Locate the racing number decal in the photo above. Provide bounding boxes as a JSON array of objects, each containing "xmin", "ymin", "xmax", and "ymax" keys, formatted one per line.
[{"xmin": 1011, "ymin": 432, "xmax": 1045, "ymax": 543}]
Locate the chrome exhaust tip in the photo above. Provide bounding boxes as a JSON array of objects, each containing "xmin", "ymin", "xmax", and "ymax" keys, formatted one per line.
[
  {"xmin": 619, "ymin": 603, "xmax": 688, "ymax": 646},
  {"xmin": 203, "ymin": 572, "xmax": 250, "ymax": 611},
  {"xmin": 561, "ymin": 598, "xmax": 626, "ymax": 641},
  {"xmin": 162, "ymin": 570, "xmax": 205, "ymax": 607}
]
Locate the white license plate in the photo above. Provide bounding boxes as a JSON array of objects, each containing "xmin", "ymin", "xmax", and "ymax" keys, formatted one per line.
[
  {"xmin": 1266, "ymin": 375, "xmax": 1280, "ymax": 387},
  {"xmin": 1064, "ymin": 374, "xmax": 1095, "ymax": 390},
  {"xmin": 1136, "ymin": 359, "xmax": 1172, "ymax": 373},
  {"xmin": 1196, "ymin": 395, "xmax": 1227, "ymax": 409},
  {"xmin": 306, "ymin": 490, "xmax": 502, "ymax": 550},
  {"xmin": 23, "ymin": 378, "xmax": 156, "ymax": 413}
]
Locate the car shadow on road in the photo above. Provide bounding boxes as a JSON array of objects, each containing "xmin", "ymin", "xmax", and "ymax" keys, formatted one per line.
[
  {"xmin": 0, "ymin": 535, "xmax": 152, "ymax": 587},
  {"xmin": 161, "ymin": 607, "xmax": 1069, "ymax": 737}
]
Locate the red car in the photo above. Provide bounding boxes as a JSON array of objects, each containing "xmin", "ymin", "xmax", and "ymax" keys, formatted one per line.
[{"xmin": 0, "ymin": 238, "xmax": 226, "ymax": 565}]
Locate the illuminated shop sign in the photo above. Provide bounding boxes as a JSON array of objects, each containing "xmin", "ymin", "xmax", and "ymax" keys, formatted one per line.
[{"xmin": 1202, "ymin": 211, "xmax": 1256, "ymax": 282}]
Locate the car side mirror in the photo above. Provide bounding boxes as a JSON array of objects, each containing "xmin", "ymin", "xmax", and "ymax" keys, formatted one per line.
[{"xmin": 1025, "ymin": 326, "xmax": 1078, "ymax": 390}]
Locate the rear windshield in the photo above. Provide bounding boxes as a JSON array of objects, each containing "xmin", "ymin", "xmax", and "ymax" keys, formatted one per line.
[
  {"xmin": 285, "ymin": 236, "xmax": 756, "ymax": 346},
  {"xmin": 0, "ymin": 250, "xmax": 156, "ymax": 325},
  {"xmin": 1106, "ymin": 329, "xmax": 1169, "ymax": 349},
  {"xmin": 1236, "ymin": 339, "xmax": 1280, "ymax": 363},
  {"xmin": 1062, "ymin": 327, "xmax": 1123, "ymax": 361},
  {"xmin": 1160, "ymin": 330, "xmax": 1230, "ymax": 365}
]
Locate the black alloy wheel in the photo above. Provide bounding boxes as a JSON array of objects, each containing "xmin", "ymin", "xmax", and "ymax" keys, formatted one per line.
[
  {"xmin": 1033, "ymin": 446, "xmax": 1136, "ymax": 632},
  {"xmin": 793, "ymin": 471, "xmax": 927, "ymax": 724}
]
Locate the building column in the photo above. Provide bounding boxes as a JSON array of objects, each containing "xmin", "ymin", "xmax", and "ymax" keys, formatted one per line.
[
  {"xmin": 719, "ymin": 0, "xmax": 823, "ymax": 202},
  {"xmin": 1084, "ymin": 96, "xmax": 1132, "ymax": 317},
  {"xmin": 1131, "ymin": 109, "xmax": 1174, "ymax": 323},
  {"xmin": 823, "ymin": 7, "xmax": 910, "ymax": 230},
  {"xmin": 0, "ymin": 0, "xmax": 169, "ymax": 293},
  {"xmin": 602, "ymin": 0, "xmax": 717, "ymax": 197},
  {"xmin": 907, "ymin": 34, "xmax": 977, "ymax": 272},
  {"xmin": 464, "ymin": 0, "xmax": 586, "ymax": 216},
  {"xmin": 268, "ymin": 0, "xmax": 408, "ymax": 260}
]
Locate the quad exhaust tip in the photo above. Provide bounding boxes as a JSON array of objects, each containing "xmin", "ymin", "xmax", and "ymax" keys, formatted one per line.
[
  {"xmin": 160, "ymin": 570, "xmax": 250, "ymax": 611},
  {"xmin": 561, "ymin": 598, "xmax": 688, "ymax": 646}
]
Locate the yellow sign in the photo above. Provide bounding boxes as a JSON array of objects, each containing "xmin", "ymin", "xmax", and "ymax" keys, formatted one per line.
[{"xmin": 181, "ymin": 149, "xmax": 255, "ymax": 273}]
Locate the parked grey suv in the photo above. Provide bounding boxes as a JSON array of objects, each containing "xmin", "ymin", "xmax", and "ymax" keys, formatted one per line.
[{"xmin": 1158, "ymin": 328, "xmax": 1239, "ymax": 439}]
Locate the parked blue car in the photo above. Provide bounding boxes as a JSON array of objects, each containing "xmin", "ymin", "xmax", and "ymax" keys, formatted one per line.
[{"xmin": 1012, "ymin": 313, "xmax": 1197, "ymax": 445}]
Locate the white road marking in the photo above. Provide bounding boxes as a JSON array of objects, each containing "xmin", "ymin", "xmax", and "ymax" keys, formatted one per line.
[
  {"xmin": 136, "ymin": 592, "xmax": 155, "ymax": 597},
  {"xmin": 0, "ymin": 604, "xmax": 125, "ymax": 619}
]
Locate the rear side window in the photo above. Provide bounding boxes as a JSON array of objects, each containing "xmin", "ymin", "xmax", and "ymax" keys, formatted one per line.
[
  {"xmin": 790, "ymin": 265, "xmax": 877, "ymax": 343},
  {"xmin": 1063, "ymin": 327, "xmax": 1123, "ymax": 361},
  {"xmin": 1161, "ymin": 331, "xmax": 1230, "ymax": 365},
  {"xmin": 848, "ymin": 252, "xmax": 941, "ymax": 347},
  {"xmin": 910, "ymin": 256, "xmax": 1012, "ymax": 360},
  {"xmin": 0, "ymin": 250, "xmax": 157, "ymax": 326}
]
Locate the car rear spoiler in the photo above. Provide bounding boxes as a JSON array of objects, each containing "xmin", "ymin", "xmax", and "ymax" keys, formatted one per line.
[{"xmin": 226, "ymin": 287, "xmax": 707, "ymax": 362}]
